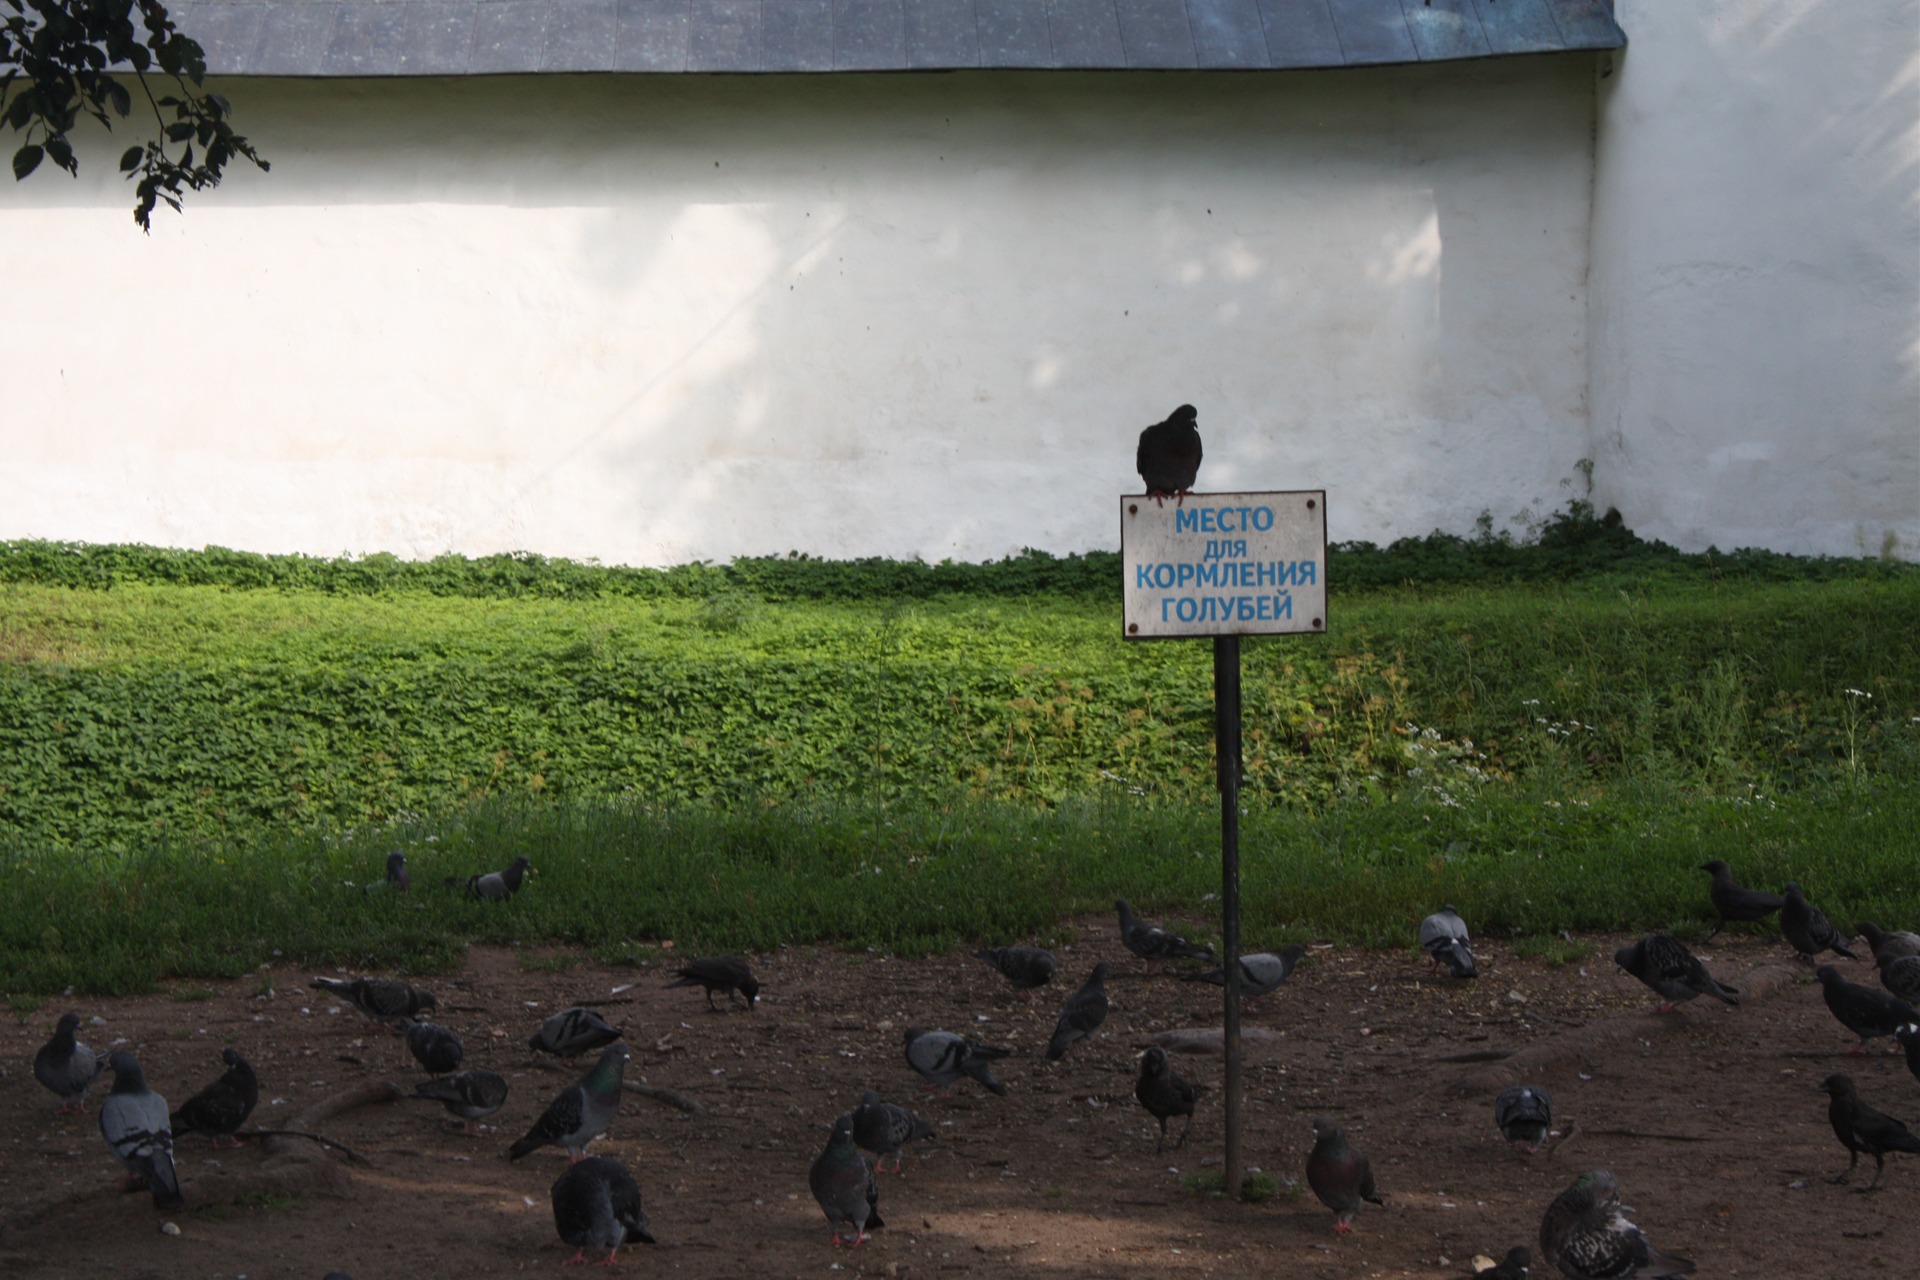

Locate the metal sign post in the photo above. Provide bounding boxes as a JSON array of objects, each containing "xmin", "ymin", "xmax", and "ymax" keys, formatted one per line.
[{"xmin": 1121, "ymin": 490, "xmax": 1326, "ymax": 1201}]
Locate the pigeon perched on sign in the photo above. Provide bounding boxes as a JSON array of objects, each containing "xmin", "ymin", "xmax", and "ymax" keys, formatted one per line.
[
  {"xmin": 169, "ymin": 1048, "xmax": 258, "ymax": 1148},
  {"xmin": 1538, "ymin": 1170, "xmax": 1693, "ymax": 1279},
  {"xmin": 1494, "ymin": 1085, "xmax": 1554, "ymax": 1154},
  {"xmin": 1781, "ymin": 881, "xmax": 1857, "ymax": 961},
  {"xmin": 1472, "ymin": 1245, "xmax": 1532, "ymax": 1280},
  {"xmin": 903, "ymin": 1027, "xmax": 1009, "ymax": 1097},
  {"xmin": 975, "ymin": 946, "xmax": 1057, "ymax": 997},
  {"xmin": 1306, "ymin": 1117, "xmax": 1383, "ymax": 1233},
  {"xmin": 509, "ymin": 1044, "xmax": 628, "ymax": 1163},
  {"xmin": 309, "ymin": 975, "xmax": 436, "ymax": 1023},
  {"xmin": 810, "ymin": 1115, "xmax": 883, "ymax": 1246},
  {"xmin": 33, "ymin": 1012, "xmax": 105, "ymax": 1114},
  {"xmin": 1046, "ymin": 962, "xmax": 1111, "ymax": 1062},
  {"xmin": 1817, "ymin": 1073, "xmax": 1920, "ymax": 1191},
  {"xmin": 848, "ymin": 1089, "xmax": 934, "ymax": 1174},
  {"xmin": 404, "ymin": 1022, "xmax": 465, "ymax": 1076},
  {"xmin": 1876, "ymin": 953, "xmax": 1920, "ymax": 1006},
  {"xmin": 98, "ymin": 1050, "xmax": 183, "ymax": 1211},
  {"xmin": 443, "ymin": 854, "xmax": 531, "ymax": 901},
  {"xmin": 1815, "ymin": 965, "xmax": 1918, "ymax": 1051},
  {"xmin": 551, "ymin": 1155, "xmax": 655, "ymax": 1265},
  {"xmin": 1613, "ymin": 936, "xmax": 1738, "ymax": 1012},
  {"xmin": 1698, "ymin": 860, "xmax": 1782, "ymax": 939},
  {"xmin": 1182, "ymin": 945, "xmax": 1307, "ymax": 998},
  {"xmin": 1859, "ymin": 922, "xmax": 1920, "ymax": 964},
  {"xmin": 413, "ymin": 1068, "xmax": 510, "ymax": 1133},
  {"xmin": 664, "ymin": 955, "xmax": 760, "ymax": 1011},
  {"xmin": 1115, "ymin": 898, "xmax": 1216, "ymax": 965},
  {"xmin": 1134, "ymin": 1046, "xmax": 1199, "ymax": 1152},
  {"xmin": 1420, "ymin": 906, "xmax": 1479, "ymax": 979},
  {"xmin": 529, "ymin": 1006, "xmax": 624, "ymax": 1061},
  {"xmin": 1136, "ymin": 404, "xmax": 1202, "ymax": 505}
]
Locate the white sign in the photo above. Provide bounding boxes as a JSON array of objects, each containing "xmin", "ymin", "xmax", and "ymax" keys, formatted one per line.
[{"xmin": 1121, "ymin": 491, "xmax": 1327, "ymax": 639}]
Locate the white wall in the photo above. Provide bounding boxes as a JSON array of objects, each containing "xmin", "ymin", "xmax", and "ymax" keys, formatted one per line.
[
  {"xmin": 1589, "ymin": 0, "xmax": 1920, "ymax": 559},
  {"xmin": 1, "ymin": 62, "xmax": 1599, "ymax": 565}
]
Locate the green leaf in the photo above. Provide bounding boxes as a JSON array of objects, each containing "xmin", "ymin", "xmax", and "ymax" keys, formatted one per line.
[
  {"xmin": 164, "ymin": 122, "xmax": 192, "ymax": 143},
  {"xmin": 119, "ymin": 145, "xmax": 143, "ymax": 173},
  {"xmin": 12, "ymin": 143, "xmax": 42, "ymax": 181}
]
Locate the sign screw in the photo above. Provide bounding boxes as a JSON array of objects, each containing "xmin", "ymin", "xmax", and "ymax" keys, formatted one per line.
[
  {"xmin": 1128, "ymin": 504, "xmax": 1138, "ymax": 515},
  {"xmin": 1128, "ymin": 623, "xmax": 1139, "ymax": 634}
]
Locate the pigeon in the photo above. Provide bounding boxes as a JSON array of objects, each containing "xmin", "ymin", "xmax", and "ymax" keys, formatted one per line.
[
  {"xmin": 1817, "ymin": 1073, "xmax": 1920, "ymax": 1191},
  {"xmin": 1859, "ymin": 921, "xmax": 1920, "ymax": 964},
  {"xmin": 169, "ymin": 1048, "xmax": 259, "ymax": 1148},
  {"xmin": 1896, "ymin": 1024, "xmax": 1920, "ymax": 1085},
  {"xmin": 551, "ymin": 1155, "xmax": 655, "ymax": 1264},
  {"xmin": 848, "ymin": 1089, "xmax": 934, "ymax": 1174},
  {"xmin": 809, "ymin": 1115, "xmax": 883, "ymax": 1246},
  {"xmin": 1494, "ymin": 1085, "xmax": 1554, "ymax": 1154},
  {"xmin": 1473, "ymin": 1245, "xmax": 1532, "ymax": 1279},
  {"xmin": 1538, "ymin": 1170, "xmax": 1694, "ymax": 1279},
  {"xmin": 1115, "ymin": 898, "xmax": 1216, "ymax": 964},
  {"xmin": 1045, "ymin": 961, "xmax": 1110, "ymax": 1062},
  {"xmin": 412, "ymin": 1068, "xmax": 510, "ymax": 1133},
  {"xmin": 1698, "ymin": 860, "xmax": 1783, "ymax": 938},
  {"xmin": 443, "ymin": 854, "xmax": 531, "ymax": 900},
  {"xmin": 529, "ymin": 1006, "xmax": 625, "ymax": 1060},
  {"xmin": 1815, "ymin": 964, "xmax": 1919, "ymax": 1051},
  {"xmin": 1305, "ymin": 1117, "xmax": 1383, "ymax": 1233},
  {"xmin": 33, "ymin": 1012, "xmax": 105, "ymax": 1114},
  {"xmin": 98, "ymin": 1051, "xmax": 183, "ymax": 1211},
  {"xmin": 366, "ymin": 849, "xmax": 410, "ymax": 893},
  {"xmin": 1613, "ymin": 936, "xmax": 1738, "ymax": 1012},
  {"xmin": 974, "ymin": 945, "xmax": 1056, "ymax": 996},
  {"xmin": 664, "ymin": 955, "xmax": 760, "ymax": 1011},
  {"xmin": 309, "ymin": 975, "xmax": 436, "ymax": 1023},
  {"xmin": 1781, "ymin": 881, "xmax": 1857, "ymax": 960},
  {"xmin": 1876, "ymin": 952, "xmax": 1920, "ymax": 1006},
  {"xmin": 1136, "ymin": 403, "xmax": 1202, "ymax": 505},
  {"xmin": 1420, "ymin": 906, "xmax": 1478, "ymax": 978},
  {"xmin": 903, "ymin": 1027, "xmax": 1010, "ymax": 1097},
  {"xmin": 509, "ymin": 1043, "xmax": 628, "ymax": 1163},
  {"xmin": 403, "ymin": 1022, "xmax": 465, "ymax": 1076},
  {"xmin": 1134, "ymin": 1046, "xmax": 1198, "ymax": 1152},
  {"xmin": 1182, "ymin": 945, "xmax": 1307, "ymax": 998}
]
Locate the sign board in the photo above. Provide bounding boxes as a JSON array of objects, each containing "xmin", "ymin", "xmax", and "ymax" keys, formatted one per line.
[{"xmin": 1121, "ymin": 491, "xmax": 1327, "ymax": 639}]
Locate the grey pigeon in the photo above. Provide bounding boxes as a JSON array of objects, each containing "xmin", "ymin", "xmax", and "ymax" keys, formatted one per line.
[
  {"xmin": 903, "ymin": 1027, "xmax": 1009, "ymax": 1097},
  {"xmin": 1420, "ymin": 906, "xmax": 1479, "ymax": 978},
  {"xmin": 809, "ymin": 1115, "xmax": 883, "ymax": 1246},
  {"xmin": 1305, "ymin": 1117, "xmax": 1383, "ymax": 1233},
  {"xmin": 1815, "ymin": 964, "xmax": 1918, "ymax": 1051},
  {"xmin": 529, "ymin": 1006, "xmax": 624, "ymax": 1060},
  {"xmin": 1895, "ymin": 1024, "xmax": 1920, "ymax": 1086},
  {"xmin": 363, "ymin": 849, "xmax": 409, "ymax": 893},
  {"xmin": 1538, "ymin": 1170, "xmax": 1693, "ymax": 1279},
  {"xmin": 848, "ymin": 1089, "xmax": 934, "ymax": 1174},
  {"xmin": 1474, "ymin": 1245, "xmax": 1531, "ymax": 1279},
  {"xmin": 1115, "ymin": 898, "xmax": 1216, "ymax": 964},
  {"xmin": 33, "ymin": 1012, "xmax": 105, "ymax": 1114},
  {"xmin": 1495, "ymin": 1085, "xmax": 1554, "ymax": 1153},
  {"xmin": 309, "ymin": 975, "xmax": 436, "ymax": 1023},
  {"xmin": 551, "ymin": 1155, "xmax": 654, "ymax": 1264},
  {"xmin": 1613, "ymin": 936, "xmax": 1738, "ymax": 1012},
  {"xmin": 170, "ymin": 1047, "xmax": 258, "ymax": 1148},
  {"xmin": 975, "ymin": 945, "xmax": 1056, "ymax": 997},
  {"xmin": 664, "ymin": 955, "xmax": 759, "ymax": 1011},
  {"xmin": 413, "ymin": 1068, "xmax": 510, "ymax": 1133},
  {"xmin": 1698, "ymin": 860, "xmax": 1783, "ymax": 938},
  {"xmin": 1183, "ymin": 945, "xmax": 1307, "ymax": 998},
  {"xmin": 1859, "ymin": 921, "xmax": 1920, "ymax": 964},
  {"xmin": 1046, "ymin": 961, "xmax": 1110, "ymax": 1062},
  {"xmin": 1876, "ymin": 952, "xmax": 1920, "ymax": 1006},
  {"xmin": 1781, "ymin": 881, "xmax": 1857, "ymax": 960},
  {"xmin": 403, "ymin": 1021, "xmax": 465, "ymax": 1076},
  {"xmin": 1134, "ymin": 1046, "xmax": 1198, "ymax": 1152},
  {"xmin": 444, "ymin": 854, "xmax": 531, "ymax": 900},
  {"xmin": 98, "ymin": 1051, "xmax": 183, "ymax": 1211},
  {"xmin": 1136, "ymin": 403, "xmax": 1202, "ymax": 505},
  {"xmin": 509, "ymin": 1043, "xmax": 628, "ymax": 1163},
  {"xmin": 1818, "ymin": 1073, "xmax": 1920, "ymax": 1191}
]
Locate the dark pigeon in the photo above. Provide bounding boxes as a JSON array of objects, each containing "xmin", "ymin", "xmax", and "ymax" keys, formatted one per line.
[
  {"xmin": 1815, "ymin": 964, "xmax": 1918, "ymax": 1052},
  {"xmin": 1613, "ymin": 936, "xmax": 1738, "ymax": 1012},
  {"xmin": 975, "ymin": 945, "xmax": 1056, "ymax": 997},
  {"xmin": 98, "ymin": 1051, "xmax": 183, "ymax": 1211},
  {"xmin": 1698, "ymin": 860, "xmax": 1783, "ymax": 938},
  {"xmin": 1420, "ymin": 906, "xmax": 1479, "ymax": 979},
  {"xmin": 1896, "ymin": 1024, "xmax": 1920, "ymax": 1086},
  {"xmin": 1182, "ymin": 945, "xmax": 1307, "ymax": 998},
  {"xmin": 403, "ymin": 1022, "xmax": 465, "ymax": 1076},
  {"xmin": 413, "ymin": 1068, "xmax": 510, "ymax": 1133},
  {"xmin": 1305, "ymin": 1117, "xmax": 1383, "ymax": 1234},
  {"xmin": 1134, "ymin": 1046, "xmax": 1198, "ymax": 1152},
  {"xmin": 1539, "ymin": 1170, "xmax": 1693, "ymax": 1279},
  {"xmin": 1115, "ymin": 898, "xmax": 1216, "ymax": 964},
  {"xmin": 551, "ymin": 1155, "xmax": 654, "ymax": 1265},
  {"xmin": 810, "ymin": 1115, "xmax": 883, "ymax": 1246},
  {"xmin": 509, "ymin": 1044, "xmax": 628, "ymax": 1163},
  {"xmin": 170, "ymin": 1048, "xmax": 258, "ymax": 1148},
  {"xmin": 903, "ymin": 1027, "xmax": 1009, "ymax": 1097},
  {"xmin": 33, "ymin": 1012, "xmax": 105, "ymax": 1114},
  {"xmin": 1818, "ymin": 1073, "xmax": 1920, "ymax": 1191},
  {"xmin": 529, "ymin": 1006, "xmax": 624, "ymax": 1060},
  {"xmin": 1136, "ymin": 403, "xmax": 1202, "ymax": 505},
  {"xmin": 848, "ymin": 1089, "xmax": 934, "ymax": 1174},
  {"xmin": 1495, "ymin": 1085, "xmax": 1554, "ymax": 1154},
  {"xmin": 664, "ymin": 955, "xmax": 760, "ymax": 1011},
  {"xmin": 1474, "ymin": 1245, "xmax": 1531, "ymax": 1280},
  {"xmin": 443, "ymin": 854, "xmax": 531, "ymax": 901},
  {"xmin": 309, "ymin": 975, "xmax": 436, "ymax": 1024},
  {"xmin": 1781, "ymin": 881, "xmax": 1857, "ymax": 960},
  {"xmin": 1859, "ymin": 922, "xmax": 1920, "ymax": 964},
  {"xmin": 1876, "ymin": 953, "xmax": 1920, "ymax": 1006},
  {"xmin": 1045, "ymin": 962, "xmax": 1110, "ymax": 1062},
  {"xmin": 383, "ymin": 850, "xmax": 410, "ymax": 891}
]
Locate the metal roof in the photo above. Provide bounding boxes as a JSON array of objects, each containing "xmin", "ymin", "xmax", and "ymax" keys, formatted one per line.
[{"xmin": 162, "ymin": 0, "xmax": 1624, "ymax": 77}]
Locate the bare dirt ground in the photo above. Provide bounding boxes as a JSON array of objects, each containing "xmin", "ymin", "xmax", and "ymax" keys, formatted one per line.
[{"xmin": 1, "ymin": 919, "xmax": 1915, "ymax": 1280}]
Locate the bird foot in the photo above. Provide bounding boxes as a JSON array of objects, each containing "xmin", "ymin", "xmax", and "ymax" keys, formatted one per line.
[
  {"xmin": 563, "ymin": 1249, "xmax": 588, "ymax": 1266},
  {"xmin": 1332, "ymin": 1221, "xmax": 1353, "ymax": 1235}
]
